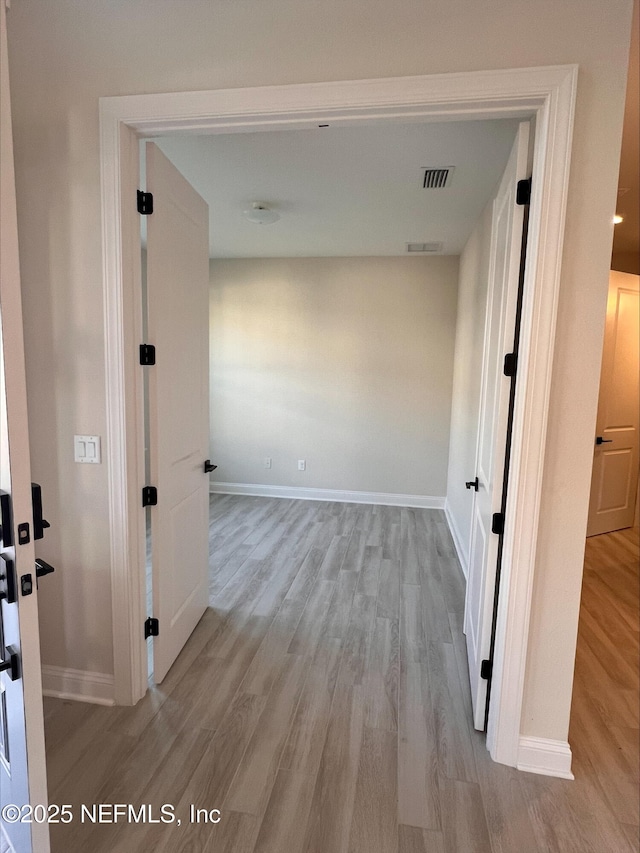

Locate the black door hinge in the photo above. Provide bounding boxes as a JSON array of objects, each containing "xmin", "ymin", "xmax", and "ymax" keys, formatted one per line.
[
  {"xmin": 144, "ymin": 617, "xmax": 159, "ymax": 639},
  {"xmin": 142, "ymin": 486, "xmax": 158, "ymax": 507},
  {"xmin": 139, "ymin": 344, "xmax": 156, "ymax": 366},
  {"xmin": 137, "ymin": 190, "xmax": 154, "ymax": 215},
  {"xmin": 503, "ymin": 352, "xmax": 517, "ymax": 377},
  {"xmin": 480, "ymin": 659, "xmax": 493, "ymax": 680},
  {"xmin": 491, "ymin": 512, "xmax": 504, "ymax": 535},
  {"xmin": 516, "ymin": 178, "xmax": 531, "ymax": 206}
]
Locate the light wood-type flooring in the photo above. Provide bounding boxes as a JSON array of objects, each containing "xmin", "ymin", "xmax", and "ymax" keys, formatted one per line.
[{"xmin": 43, "ymin": 496, "xmax": 639, "ymax": 853}]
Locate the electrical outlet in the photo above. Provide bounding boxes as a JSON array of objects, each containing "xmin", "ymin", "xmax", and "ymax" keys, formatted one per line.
[
  {"xmin": 297, "ymin": 459, "xmax": 306, "ymax": 471},
  {"xmin": 264, "ymin": 457, "xmax": 272, "ymax": 469}
]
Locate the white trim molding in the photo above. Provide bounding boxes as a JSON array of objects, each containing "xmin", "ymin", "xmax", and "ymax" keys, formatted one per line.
[
  {"xmin": 485, "ymin": 64, "xmax": 577, "ymax": 767},
  {"xmin": 41, "ymin": 666, "xmax": 116, "ymax": 707},
  {"xmin": 517, "ymin": 736, "xmax": 574, "ymax": 780},
  {"xmin": 100, "ymin": 65, "xmax": 578, "ymax": 773},
  {"xmin": 444, "ymin": 500, "xmax": 469, "ymax": 579},
  {"xmin": 210, "ymin": 481, "xmax": 445, "ymax": 509}
]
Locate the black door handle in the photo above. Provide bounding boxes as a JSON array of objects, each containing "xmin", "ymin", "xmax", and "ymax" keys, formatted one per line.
[
  {"xmin": 0, "ymin": 555, "xmax": 17, "ymax": 604},
  {"xmin": 204, "ymin": 460, "xmax": 217, "ymax": 473},
  {"xmin": 0, "ymin": 490, "xmax": 13, "ymax": 547},
  {"xmin": 35, "ymin": 559, "xmax": 55, "ymax": 579},
  {"xmin": 595, "ymin": 436, "xmax": 613, "ymax": 445},
  {"xmin": 31, "ymin": 483, "xmax": 51, "ymax": 541},
  {"xmin": 465, "ymin": 477, "xmax": 479, "ymax": 492},
  {"xmin": 0, "ymin": 645, "xmax": 21, "ymax": 681}
]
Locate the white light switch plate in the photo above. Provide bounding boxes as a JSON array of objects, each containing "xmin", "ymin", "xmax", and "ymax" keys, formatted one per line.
[{"xmin": 74, "ymin": 435, "xmax": 101, "ymax": 464}]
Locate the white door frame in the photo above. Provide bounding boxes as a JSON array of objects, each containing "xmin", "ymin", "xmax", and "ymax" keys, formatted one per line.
[{"xmin": 99, "ymin": 64, "xmax": 577, "ymax": 768}]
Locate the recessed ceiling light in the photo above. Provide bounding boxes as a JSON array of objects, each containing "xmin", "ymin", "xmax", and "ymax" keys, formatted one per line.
[
  {"xmin": 613, "ymin": 214, "xmax": 624, "ymax": 224},
  {"xmin": 242, "ymin": 202, "xmax": 280, "ymax": 225}
]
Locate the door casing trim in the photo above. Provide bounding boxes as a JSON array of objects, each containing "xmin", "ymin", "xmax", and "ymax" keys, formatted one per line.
[{"xmin": 99, "ymin": 64, "xmax": 578, "ymax": 768}]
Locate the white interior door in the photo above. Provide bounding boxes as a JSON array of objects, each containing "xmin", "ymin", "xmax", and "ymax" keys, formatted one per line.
[
  {"xmin": 1, "ymin": 2, "xmax": 50, "ymax": 851},
  {"xmin": 587, "ymin": 271, "xmax": 639, "ymax": 536},
  {"xmin": 463, "ymin": 123, "xmax": 530, "ymax": 731},
  {"xmin": 146, "ymin": 142, "xmax": 210, "ymax": 684}
]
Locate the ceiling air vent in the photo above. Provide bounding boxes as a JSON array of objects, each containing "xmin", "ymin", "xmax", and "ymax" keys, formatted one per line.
[
  {"xmin": 422, "ymin": 166, "xmax": 454, "ymax": 189},
  {"xmin": 407, "ymin": 242, "xmax": 443, "ymax": 254}
]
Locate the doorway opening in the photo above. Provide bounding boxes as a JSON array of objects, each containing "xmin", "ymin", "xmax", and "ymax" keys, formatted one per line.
[
  {"xmin": 139, "ymin": 116, "xmax": 527, "ymax": 712},
  {"xmin": 100, "ymin": 67, "xmax": 577, "ymax": 771}
]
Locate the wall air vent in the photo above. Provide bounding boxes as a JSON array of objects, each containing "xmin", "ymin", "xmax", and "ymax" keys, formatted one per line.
[
  {"xmin": 422, "ymin": 167, "xmax": 454, "ymax": 188},
  {"xmin": 406, "ymin": 242, "xmax": 443, "ymax": 254}
]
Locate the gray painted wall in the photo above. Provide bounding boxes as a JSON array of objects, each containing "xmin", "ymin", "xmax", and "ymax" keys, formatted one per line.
[{"xmin": 209, "ymin": 256, "xmax": 459, "ymax": 497}]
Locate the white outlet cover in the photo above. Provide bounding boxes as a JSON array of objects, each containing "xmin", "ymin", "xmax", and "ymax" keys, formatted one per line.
[
  {"xmin": 74, "ymin": 435, "xmax": 101, "ymax": 464},
  {"xmin": 298, "ymin": 459, "xmax": 306, "ymax": 471}
]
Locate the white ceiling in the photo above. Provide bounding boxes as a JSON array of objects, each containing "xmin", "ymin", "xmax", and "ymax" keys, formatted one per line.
[{"xmin": 148, "ymin": 118, "xmax": 521, "ymax": 258}]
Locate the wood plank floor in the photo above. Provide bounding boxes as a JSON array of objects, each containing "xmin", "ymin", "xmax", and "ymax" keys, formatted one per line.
[{"xmin": 43, "ymin": 496, "xmax": 639, "ymax": 853}]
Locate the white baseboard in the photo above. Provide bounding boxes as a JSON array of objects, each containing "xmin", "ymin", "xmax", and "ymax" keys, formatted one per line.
[
  {"xmin": 444, "ymin": 500, "xmax": 468, "ymax": 580},
  {"xmin": 41, "ymin": 665, "xmax": 115, "ymax": 706},
  {"xmin": 517, "ymin": 736, "xmax": 574, "ymax": 779},
  {"xmin": 209, "ymin": 481, "xmax": 445, "ymax": 509}
]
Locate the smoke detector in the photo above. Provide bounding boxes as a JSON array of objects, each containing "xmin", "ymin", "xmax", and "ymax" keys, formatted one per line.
[{"xmin": 242, "ymin": 202, "xmax": 280, "ymax": 225}]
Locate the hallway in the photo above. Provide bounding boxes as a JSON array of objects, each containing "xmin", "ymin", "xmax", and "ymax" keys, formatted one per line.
[{"xmin": 43, "ymin": 496, "xmax": 638, "ymax": 852}]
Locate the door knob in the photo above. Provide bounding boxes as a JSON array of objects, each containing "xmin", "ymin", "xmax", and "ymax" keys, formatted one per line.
[
  {"xmin": 595, "ymin": 436, "xmax": 613, "ymax": 445},
  {"xmin": 204, "ymin": 460, "xmax": 217, "ymax": 473},
  {"xmin": 465, "ymin": 477, "xmax": 479, "ymax": 492}
]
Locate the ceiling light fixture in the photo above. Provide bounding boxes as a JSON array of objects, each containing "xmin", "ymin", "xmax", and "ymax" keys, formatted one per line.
[
  {"xmin": 242, "ymin": 202, "xmax": 280, "ymax": 225},
  {"xmin": 613, "ymin": 214, "xmax": 624, "ymax": 224}
]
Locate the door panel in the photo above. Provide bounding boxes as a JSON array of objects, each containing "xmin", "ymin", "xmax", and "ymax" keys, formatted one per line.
[
  {"xmin": 466, "ymin": 505, "xmax": 487, "ymax": 661},
  {"xmin": 146, "ymin": 142, "xmax": 210, "ymax": 684},
  {"xmin": 598, "ymin": 450, "xmax": 633, "ymax": 510},
  {"xmin": 464, "ymin": 122, "xmax": 530, "ymax": 731},
  {"xmin": 1, "ymin": 2, "xmax": 50, "ymax": 850},
  {"xmin": 587, "ymin": 272, "xmax": 639, "ymax": 536}
]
